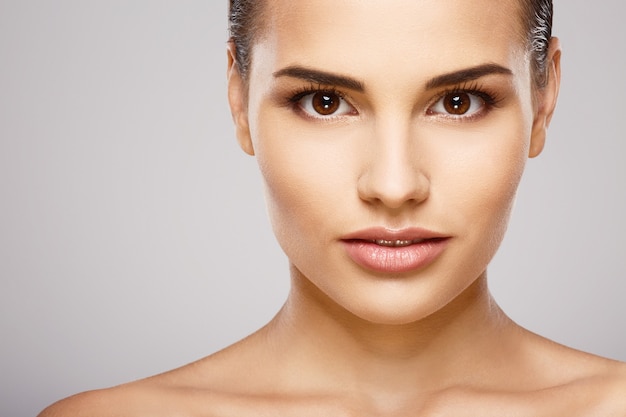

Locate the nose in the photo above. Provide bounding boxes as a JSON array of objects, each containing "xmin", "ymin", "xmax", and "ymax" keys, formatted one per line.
[{"xmin": 357, "ymin": 120, "xmax": 430, "ymax": 209}]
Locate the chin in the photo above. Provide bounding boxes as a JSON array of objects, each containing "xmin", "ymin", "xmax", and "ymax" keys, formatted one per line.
[{"xmin": 342, "ymin": 289, "xmax": 455, "ymax": 327}]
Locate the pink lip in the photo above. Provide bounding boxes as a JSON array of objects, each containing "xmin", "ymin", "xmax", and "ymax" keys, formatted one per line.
[{"xmin": 341, "ymin": 227, "xmax": 450, "ymax": 274}]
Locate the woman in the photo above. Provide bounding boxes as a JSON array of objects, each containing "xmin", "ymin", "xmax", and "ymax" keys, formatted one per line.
[{"xmin": 40, "ymin": 0, "xmax": 626, "ymax": 415}]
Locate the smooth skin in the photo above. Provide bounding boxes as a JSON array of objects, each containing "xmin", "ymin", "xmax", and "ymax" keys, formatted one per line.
[{"xmin": 40, "ymin": 0, "xmax": 626, "ymax": 416}]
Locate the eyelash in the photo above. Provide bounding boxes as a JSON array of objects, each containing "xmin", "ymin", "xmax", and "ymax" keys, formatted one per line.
[
  {"xmin": 284, "ymin": 82, "xmax": 503, "ymax": 121},
  {"xmin": 287, "ymin": 84, "xmax": 344, "ymax": 103}
]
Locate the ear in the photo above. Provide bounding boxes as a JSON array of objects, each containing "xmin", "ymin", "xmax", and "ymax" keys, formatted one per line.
[
  {"xmin": 227, "ymin": 42, "xmax": 255, "ymax": 156},
  {"xmin": 529, "ymin": 37, "xmax": 562, "ymax": 158}
]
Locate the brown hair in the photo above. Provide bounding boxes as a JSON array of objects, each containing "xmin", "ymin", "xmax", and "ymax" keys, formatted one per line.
[
  {"xmin": 228, "ymin": 0, "xmax": 553, "ymax": 87},
  {"xmin": 228, "ymin": 0, "xmax": 264, "ymax": 80},
  {"xmin": 523, "ymin": 0, "xmax": 554, "ymax": 87}
]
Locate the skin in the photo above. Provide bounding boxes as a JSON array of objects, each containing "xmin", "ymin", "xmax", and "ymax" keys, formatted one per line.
[{"xmin": 39, "ymin": 0, "xmax": 626, "ymax": 416}]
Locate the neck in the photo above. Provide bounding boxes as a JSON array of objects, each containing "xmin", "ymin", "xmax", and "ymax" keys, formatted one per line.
[{"xmin": 264, "ymin": 265, "xmax": 514, "ymax": 400}]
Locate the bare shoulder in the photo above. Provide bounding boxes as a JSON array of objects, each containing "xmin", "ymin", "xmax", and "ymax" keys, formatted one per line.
[
  {"xmin": 524, "ymin": 352, "xmax": 626, "ymax": 416},
  {"xmin": 36, "ymin": 335, "xmax": 265, "ymax": 417},
  {"xmin": 35, "ymin": 335, "xmax": 243, "ymax": 416},
  {"xmin": 538, "ymin": 339, "xmax": 626, "ymax": 413},
  {"xmin": 36, "ymin": 381, "xmax": 358, "ymax": 417},
  {"xmin": 36, "ymin": 360, "xmax": 228, "ymax": 417},
  {"xmin": 428, "ymin": 339, "xmax": 626, "ymax": 417},
  {"xmin": 36, "ymin": 382, "xmax": 170, "ymax": 417},
  {"xmin": 539, "ymin": 360, "xmax": 626, "ymax": 416},
  {"xmin": 590, "ymin": 360, "xmax": 626, "ymax": 411},
  {"xmin": 36, "ymin": 380, "xmax": 233, "ymax": 417},
  {"xmin": 35, "ymin": 349, "xmax": 349, "ymax": 417},
  {"xmin": 424, "ymin": 361, "xmax": 626, "ymax": 417}
]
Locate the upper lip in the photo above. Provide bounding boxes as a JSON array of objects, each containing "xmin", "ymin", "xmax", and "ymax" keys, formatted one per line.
[{"xmin": 340, "ymin": 227, "xmax": 449, "ymax": 243}]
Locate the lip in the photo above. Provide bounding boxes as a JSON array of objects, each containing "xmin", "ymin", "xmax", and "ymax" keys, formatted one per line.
[{"xmin": 341, "ymin": 227, "xmax": 450, "ymax": 274}]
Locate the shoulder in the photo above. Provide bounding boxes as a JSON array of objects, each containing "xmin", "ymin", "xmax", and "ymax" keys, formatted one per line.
[
  {"xmin": 429, "ymin": 347, "xmax": 626, "ymax": 416},
  {"xmin": 36, "ymin": 337, "xmax": 270, "ymax": 417},
  {"xmin": 529, "ymin": 355, "xmax": 626, "ymax": 415},
  {"xmin": 424, "ymin": 363, "xmax": 626, "ymax": 417},
  {"xmin": 542, "ymin": 343, "xmax": 626, "ymax": 412},
  {"xmin": 36, "ymin": 383, "xmax": 360, "ymax": 417},
  {"xmin": 36, "ymin": 380, "xmax": 233, "ymax": 417},
  {"xmin": 593, "ymin": 361, "xmax": 626, "ymax": 413},
  {"xmin": 36, "ymin": 361, "xmax": 223, "ymax": 417},
  {"xmin": 524, "ymin": 330, "xmax": 626, "ymax": 391},
  {"xmin": 548, "ymin": 363, "xmax": 626, "ymax": 416},
  {"xmin": 37, "ymin": 389, "xmax": 120, "ymax": 417},
  {"xmin": 36, "ymin": 383, "xmax": 166, "ymax": 417}
]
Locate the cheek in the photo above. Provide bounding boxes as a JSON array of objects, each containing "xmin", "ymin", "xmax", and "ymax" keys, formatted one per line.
[
  {"xmin": 250, "ymin": 110, "xmax": 351, "ymax": 255},
  {"xmin": 435, "ymin": 115, "xmax": 531, "ymax": 253}
]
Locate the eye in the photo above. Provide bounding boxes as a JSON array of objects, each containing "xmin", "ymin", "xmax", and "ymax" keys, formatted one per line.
[
  {"xmin": 429, "ymin": 91, "xmax": 486, "ymax": 117},
  {"xmin": 298, "ymin": 91, "xmax": 356, "ymax": 118}
]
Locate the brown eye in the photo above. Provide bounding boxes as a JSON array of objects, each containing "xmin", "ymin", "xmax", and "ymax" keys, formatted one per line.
[
  {"xmin": 428, "ymin": 91, "xmax": 487, "ymax": 119},
  {"xmin": 443, "ymin": 92, "xmax": 471, "ymax": 115},
  {"xmin": 297, "ymin": 90, "xmax": 356, "ymax": 119},
  {"xmin": 311, "ymin": 92, "xmax": 341, "ymax": 115}
]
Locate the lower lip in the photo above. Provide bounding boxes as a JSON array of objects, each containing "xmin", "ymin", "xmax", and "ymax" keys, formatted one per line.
[{"xmin": 342, "ymin": 238, "xmax": 449, "ymax": 274}]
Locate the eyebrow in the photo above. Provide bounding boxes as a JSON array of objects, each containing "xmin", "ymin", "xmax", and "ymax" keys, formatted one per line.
[
  {"xmin": 272, "ymin": 63, "xmax": 513, "ymax": 92},
  {"xmin": 424, "ymin": 63, "xmax": 513, "ymax": 89},
  {"xmin": 273, "ymin": 66, "xmax": 365, "ymax": 92}
]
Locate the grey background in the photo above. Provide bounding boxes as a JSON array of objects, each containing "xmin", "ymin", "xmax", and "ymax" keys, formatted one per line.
[{"xmin": 0, "ymin": 1, "xmax": 624, "ymax": 416}]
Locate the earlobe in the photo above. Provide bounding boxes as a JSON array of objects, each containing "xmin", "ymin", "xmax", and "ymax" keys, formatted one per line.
[
  {"xmin": 227, "ymin": 42, "xmax": 255, "ymax": 156},
  {"xmin": 529, "ymin": 37, "xmax": 562, "ymax": 158}
]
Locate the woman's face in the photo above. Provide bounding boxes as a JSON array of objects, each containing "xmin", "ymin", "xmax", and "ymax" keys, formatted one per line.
[{"xmin": 229, "ymin": 0, "xmax": 558, "ymax": 324}]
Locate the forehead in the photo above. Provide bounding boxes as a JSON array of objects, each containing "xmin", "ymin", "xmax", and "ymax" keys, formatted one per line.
[{"xmin": 254, "ymin": 0, "xmax": 528, "ymax": 84}]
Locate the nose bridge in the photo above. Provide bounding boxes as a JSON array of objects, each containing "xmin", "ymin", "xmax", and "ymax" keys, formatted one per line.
[
  {"xmin": 374, "ymin": 115, "xmax": 413, "ymax": 175},
  {"xmin": 358, "ymin": 112, "xmax": 429, "ymax": 208}
]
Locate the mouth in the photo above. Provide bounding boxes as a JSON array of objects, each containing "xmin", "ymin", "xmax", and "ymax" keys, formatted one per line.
[
  {"xmin": 341, "ymin": 228, "xmax": 450, "ymax": 273},
  {"xmin": 362, "ymin": 238, "xmax": 429, "ymax": 248}
]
